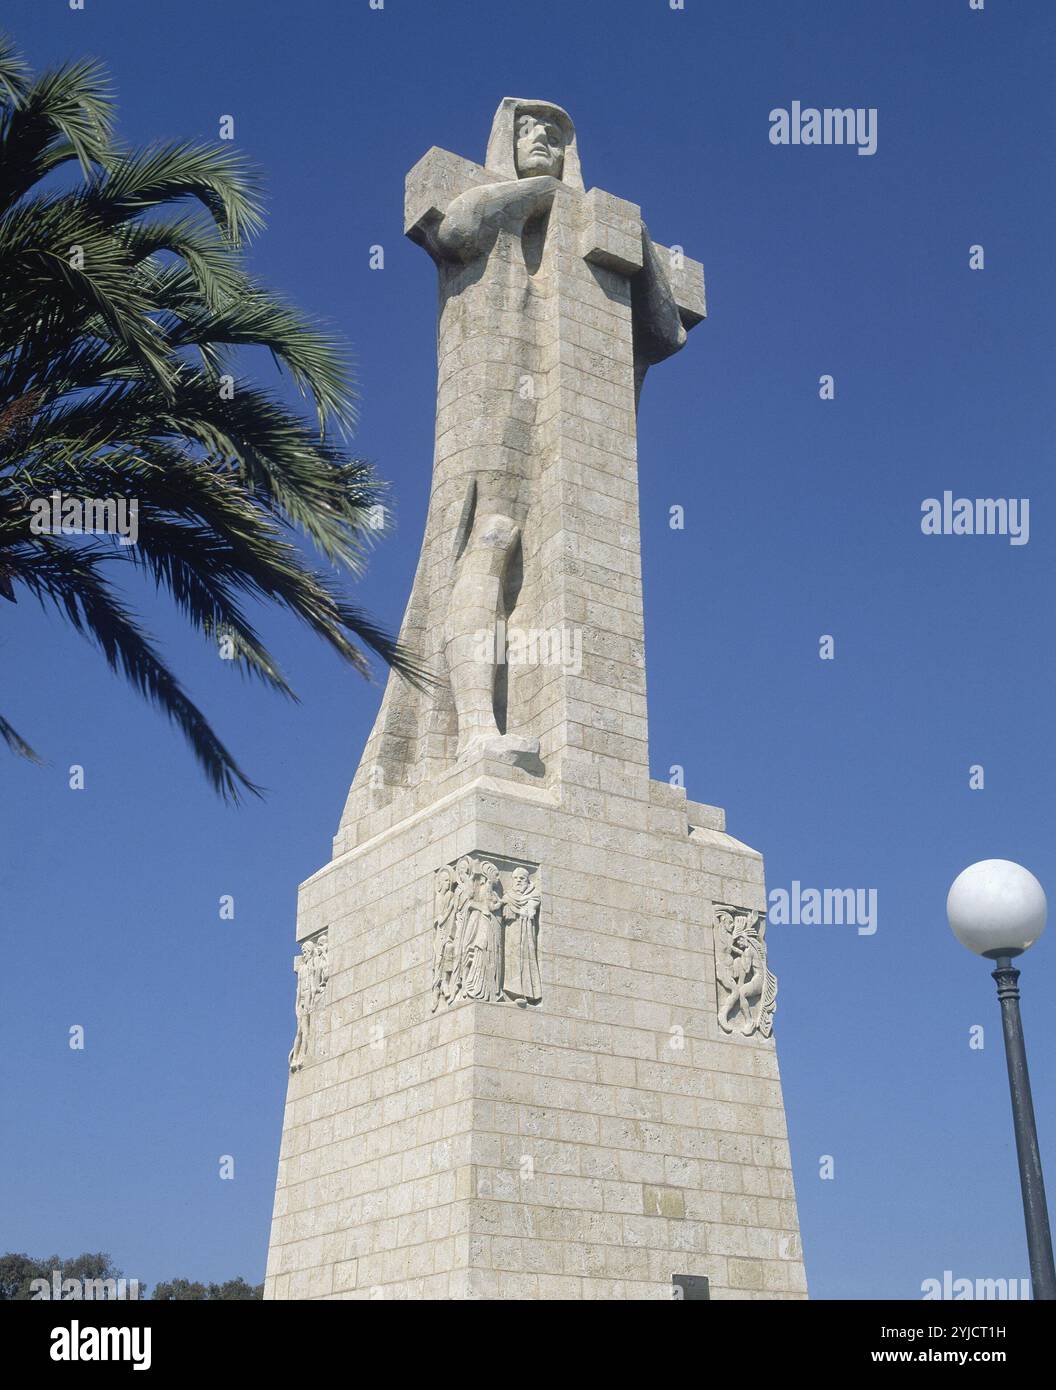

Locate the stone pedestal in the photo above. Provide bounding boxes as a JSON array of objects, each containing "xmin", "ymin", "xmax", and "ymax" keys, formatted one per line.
[{"xmin": 264, "ymin": 752, "xmax": 806, "ymax": 1299}]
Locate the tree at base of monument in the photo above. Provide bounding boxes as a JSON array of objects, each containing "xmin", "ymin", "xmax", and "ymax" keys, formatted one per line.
[{"xmin": 0, "ymin": 32, "xmax": 430, "ymax": 801}]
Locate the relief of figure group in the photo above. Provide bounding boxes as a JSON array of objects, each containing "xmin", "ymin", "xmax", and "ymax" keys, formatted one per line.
[{"xmin": 432, "ymin": 857, "xmax": 542, "ymax": 1010}]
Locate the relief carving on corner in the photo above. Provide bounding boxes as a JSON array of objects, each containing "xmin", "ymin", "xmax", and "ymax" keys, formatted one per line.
[
  {"xmin": 432, "ymin": 856, "xmax": 541, "ymax": 1009},
  {"xmin": 715, "ymin": 903, "xmax": 777, "ymax": 1038},
  {"xmin": 289, "ymin": 929, "xmax": 329, "ymax": 1072}
]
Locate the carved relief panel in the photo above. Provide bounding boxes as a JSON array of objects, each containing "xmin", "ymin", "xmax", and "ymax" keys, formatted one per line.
[
  {"xmin": 288, "ymin": 928, "xmax": 329, "ymax": 1072},
  {"xmin": 432, "ymin": 855, "xmax": 541, "ymax": 1009},
  {"xmin": 714, "ymin": 903, "xmax": 777, "ymax": 1038}
]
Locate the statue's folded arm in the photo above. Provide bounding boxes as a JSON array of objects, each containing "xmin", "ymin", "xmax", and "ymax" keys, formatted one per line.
[{"xmin": 432, "ymin": 176, "xmax": 564, "ymax": 262}]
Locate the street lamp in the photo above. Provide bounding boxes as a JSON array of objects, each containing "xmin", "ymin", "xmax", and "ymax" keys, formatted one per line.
[{"xmin": 947, "ymin": 858, "xmax": 1055, "ymax": 1301}]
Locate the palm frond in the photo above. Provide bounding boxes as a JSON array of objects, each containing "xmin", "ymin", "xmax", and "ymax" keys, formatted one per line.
[
  {"xmin": 175, "ymin": 285, "xmax": 358, "ymax": 433},
  {"xmin": 0, "ymin": 33, "xmax": 30, "ymax": 108},
  {"xmin": 12, "ymin": 538, "xmax": 262, "ymax": 801},
  {"xmin": 0, "ymin": 55, "xmax": 115, "ymax": 211},
  {"xmin": 0, "ymin": 34, "xmax": 432, "ymax": 798},
  {"xmin": 98, "ymin": 140, "xmax": 265, "ymax": 245},
  {"xmin": 0, "ymin": 711, "xmax": 42, "ymax": 762},
  {"xmin": 120, "ymin": 213, "xmax": 248, "ymax": 310}
]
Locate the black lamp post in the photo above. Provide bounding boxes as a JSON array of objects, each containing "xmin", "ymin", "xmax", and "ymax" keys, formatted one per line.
[{"xmin": 948, "ymin": 859, "xmax": 1055, "ymax": 1301}]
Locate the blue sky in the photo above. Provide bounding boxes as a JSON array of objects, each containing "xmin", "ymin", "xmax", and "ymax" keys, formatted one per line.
[{"xmin": 2, "ymin": 0, "xmax": 1053, "ymax": 1299}]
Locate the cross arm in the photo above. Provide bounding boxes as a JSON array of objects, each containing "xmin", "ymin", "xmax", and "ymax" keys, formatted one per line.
[
  {"xmin": 579, "ymin": 185, "xmax": 705, "ymax": 328},
  {"xmin": 652, "ymin": 241, "xmax": 706, "ymax": 328},
  {"xmin": 404, "ymin": 146, "xmax": 494, "ymax": 248}
]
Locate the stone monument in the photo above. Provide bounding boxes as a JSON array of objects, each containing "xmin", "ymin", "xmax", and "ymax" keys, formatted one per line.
[{"xmin": 264, "ymin": 99, "xmax": 806, "ymax": 1300}]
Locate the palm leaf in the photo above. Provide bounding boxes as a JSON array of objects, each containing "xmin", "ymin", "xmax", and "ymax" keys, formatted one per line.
[
  {"xmin": 97, "ymin": 140, "xmax": 265, "ymax": 245},
  {"xmin": 12, "ymin": 538, "xmax": 262, "ymax": 801},
  {"xmin": 0, "ymin": 711, "xmax": 42, "ymax": 761},
  {"xmin": 0, "ymin": 30, "xmax": 434, "ymax": 798}
]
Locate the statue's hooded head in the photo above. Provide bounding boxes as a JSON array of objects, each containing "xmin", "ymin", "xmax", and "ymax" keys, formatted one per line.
[{"xmin": 485, "ymin": 98, "xmax": 584, "ymax": 190}]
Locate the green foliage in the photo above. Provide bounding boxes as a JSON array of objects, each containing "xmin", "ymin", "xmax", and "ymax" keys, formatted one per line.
[
  {"xmin": 0, "ymin": 1251, "xmax": 262, "ymax": 1299},
  {"xmin": 0, "ymin": 32, "xmax": 429, "ymax": 799},
  {"xmin": 0, "ymin": 1250, "xmax": 136, "ymax": 1299},
  {"xmin": 151, "ymin": 1276, "xmax": 263, "ymax": 1301},
  {"xmin": 0, "ymin": 1251, "xmax": 48, "ymax": 1300}
]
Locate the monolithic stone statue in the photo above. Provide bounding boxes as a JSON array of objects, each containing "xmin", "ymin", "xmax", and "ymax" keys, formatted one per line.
[
  {"xmin": 715, "ymin": 905, "xmax": 777, "ymax": 1038},
  {"xmin": 289, "ymin": 931, "xmax": 329, "ymax": 1071}
]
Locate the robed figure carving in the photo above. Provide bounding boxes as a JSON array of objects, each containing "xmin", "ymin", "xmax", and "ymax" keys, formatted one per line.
[
  {"xmin": 431, "ymin": 857, "xmax": 543, "ymax": 1010},
  {"xmin": 339, "ymin": 100, "xmax": 704, "ymax": 834},
  {"xmin": 289, "ymin": 931, "xmax": 329, "ymax": 1071},
  {"xmin": 501, "ymin": 864, "xmax": 542, "ymax": 1006}
]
